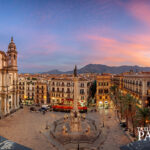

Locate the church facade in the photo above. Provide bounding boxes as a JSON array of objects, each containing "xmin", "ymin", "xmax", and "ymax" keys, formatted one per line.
[{"xmin": 0, "ymin": 37, "xmax": 19, "ymax": 117}]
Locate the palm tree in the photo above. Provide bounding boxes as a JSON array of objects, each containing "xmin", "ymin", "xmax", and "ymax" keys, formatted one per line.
[
  {"xmin": 136, "ymin": 106, "xmax": 150, "ymax": 127},
  {"xmin": 109, "ymin": 85, "xmax": 119, "ymax": 117},
  {"xmin": 110, "ymin": 85, "xmax": 118, "ymax": 95},
  {"xmin": 122, "ymin": 94, "xmax": 134, "ymax": 129},
  {"xmin": 117, "ymin": 91, "xmax": 124, "ymax": 120},
  {"xmin": 110, "ymin": 85, "xmax": 118, "ymax": 107},
  {"xmin": 127, "ymin": 95, "xmax": 138, "ymax": 136}
]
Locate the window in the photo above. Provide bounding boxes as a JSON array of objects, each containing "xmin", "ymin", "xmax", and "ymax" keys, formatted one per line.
[
  {"xmin": 52, "ymin": 88, "xmax": 55, "ymax": 92},
  {"xmin": 104, "ymin": 89, "xmax": 108, "ymax": 93},
  {"xmin": 81, "ymin": 83, "xmax": 84, "ymax": 87},
  {"xmin": 147, "ymin": 82, "xmax": 150, "ymax": 87},
  {"xmin": 67, "ymin": 88, "xmax": 70, "ymax": 93},
  {"xmin": 57, "ymin": 88, "xmax": 59, "ymax": 92},
  {"xmin": 80, "ymin": 89, "xmax": 84, "ymax": 94},
  {"xmin": 9, "ymin": 101, "xmax": 12, "ymax": 110},
  {"xmin": 99, "ymin": 89, "xmax": 103, "ymax": 94},
  {"xmin": 67, "ymin": 83, "xmax": 70, "ymax": 87}
]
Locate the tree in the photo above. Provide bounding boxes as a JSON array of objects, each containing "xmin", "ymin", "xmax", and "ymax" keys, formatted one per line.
[
  {"xmin": 90, "ymin": 80, "xmax": 97, "ymax": 98},
  {"xmin": 110, "ymin": 85, "xmax": 118, "ymax": 106},
  {"xmin": 117, "ymin": 91, "xmax": 124, "ymax": 120},
  {"xmin": 122, "ymin": 94, "xmax": 133, "ymax": 129},
  {"xmin": 87, "ymin": 80, "xmax": 97, "ymax": 106},
  {"xmin": 136, "ymin": 107, "xmax": 150, "ymax": 127},
  {"xmin": 110, "ymin": 85, "xmax": 120, "ymax": 118}
]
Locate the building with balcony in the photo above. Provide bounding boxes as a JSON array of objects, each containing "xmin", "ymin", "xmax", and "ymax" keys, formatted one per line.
[
  {"xmin": 18, "ymin": 76, "xmax": 37, "ymax": 105},
  {"xmin": 50, "ymin": 77, "xmax": 90, "ymax": 107},
  {"xmin": 122, "ymin": 73, "xmax": 150, "ymax": 107},
  {"xmin": 35, "ymin": 82, "xmax": 48, "ymax": 104},
  {"xmin": 96, "ymin": 74, "xmax": 112, "ymax": 109}
]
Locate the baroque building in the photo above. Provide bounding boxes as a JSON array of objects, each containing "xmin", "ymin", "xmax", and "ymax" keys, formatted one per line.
[{"xmin": 0, "ymin": 37, "xmax": 19, "ymax": 117}]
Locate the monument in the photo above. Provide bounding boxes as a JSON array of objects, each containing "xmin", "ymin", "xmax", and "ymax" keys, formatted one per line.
[{"xmin": 49, "ymin": 66, "xmax": 101, "ymax": 150}]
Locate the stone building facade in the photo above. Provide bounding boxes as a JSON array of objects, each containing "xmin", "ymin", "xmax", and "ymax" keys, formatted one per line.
[
  {"xmin": 50, "ymin": 77, "xmax": 90, "ymax": 107},
  {"xmin": 0, "ymin": 37, "xmax": 19, "ymax": 117},
  {"xmin": 122, "ymin": 73, "xmax": 150, "ymax": 107},
  {"xmin": 96, "ymin": 74, "xmax": 112, "ymax": 109},
  {"xmin": 112, "ymin": 72, "xmax": 150, "ymax": 108},
  {"xmin": 35, "ymin": 82, "xmax": 48, "ymax": 104},
  {"xmin": 18, "ymin": 76, "xmax": 37, "ymax": 105}
]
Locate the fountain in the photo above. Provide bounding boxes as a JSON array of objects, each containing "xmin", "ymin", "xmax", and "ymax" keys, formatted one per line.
[{"xmin": 49, "ymin": 66, "xmax": 102, "ymax": 150}]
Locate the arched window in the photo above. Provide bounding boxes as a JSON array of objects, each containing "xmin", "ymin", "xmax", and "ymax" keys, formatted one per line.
[{"xmin": 8, "ymin": 54, "xmax": 11, "ymax": 65}]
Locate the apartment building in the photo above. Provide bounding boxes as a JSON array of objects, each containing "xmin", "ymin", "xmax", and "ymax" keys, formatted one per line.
[
  {"xmin": 18, "ymin": 76, "xmax": 37, "ymax": 105},
  {"xmin": 35, "ymin": 82, "xmax": 48, "ymax": 104},
  {"xmin": 122, "ymin": 73, "xmax": 150, "ymax": 107},
  {"xmin": 96, "ymin": 74, "xmax": 112, "ymax": 109},
  {"xmin": 50, "ymin": 77, "xmax": 90, "ymax": 107}
]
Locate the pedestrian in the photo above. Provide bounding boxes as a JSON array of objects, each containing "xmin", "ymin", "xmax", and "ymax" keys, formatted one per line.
[{"xmin": 43, "ymin": 110, "xmax": 45, "ymax": 115}]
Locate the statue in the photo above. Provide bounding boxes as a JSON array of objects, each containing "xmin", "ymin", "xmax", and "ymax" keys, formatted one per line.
[{"xmin": 11, "ymin": 36, "xmax": 13, "ymax": 42}]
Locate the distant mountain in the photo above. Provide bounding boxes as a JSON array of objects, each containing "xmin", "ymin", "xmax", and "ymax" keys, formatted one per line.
[
  {"xmin": 42, "ymin": 69, "xmax": 64, "ymax": 74},
  {"xmin": 42, "ymin": 64, "xmax": 150, "ymax": 74}
]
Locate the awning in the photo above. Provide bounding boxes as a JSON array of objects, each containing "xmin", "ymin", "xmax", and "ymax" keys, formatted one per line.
[{"xmin": 0, "ymin": 136, "xmax": 32, "ymax": 150}]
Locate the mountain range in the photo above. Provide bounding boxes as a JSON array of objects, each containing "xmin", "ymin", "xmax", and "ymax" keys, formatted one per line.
[{"xmin": 41, "ymin": 64, "xmax": 150, "ymax": 74}]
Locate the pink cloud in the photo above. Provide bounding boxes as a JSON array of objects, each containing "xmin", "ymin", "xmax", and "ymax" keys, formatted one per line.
[
  {"xmin": 79, "ymin": 32, "xmax": 150, "ymax": 67},
  {"xmin": 124, "ymin": 0, "xmax": 150, "ymax": 27}
]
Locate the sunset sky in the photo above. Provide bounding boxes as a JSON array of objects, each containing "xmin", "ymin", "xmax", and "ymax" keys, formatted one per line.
[{"xmin": 0, "ymin": 0, "xmax": 150, "ymax": 73}]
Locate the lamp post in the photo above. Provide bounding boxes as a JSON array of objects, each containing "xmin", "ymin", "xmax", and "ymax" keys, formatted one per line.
[{"xmin": 103, "ymin": 98, "xmax": 105, "ymax": 127}]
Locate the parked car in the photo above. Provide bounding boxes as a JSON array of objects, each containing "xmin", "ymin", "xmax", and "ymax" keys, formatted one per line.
[
  {"xmin": 39, "ymin": 107, "xmax": 48, "ymax": 112},
  {"xmin": 120, "ymin": 122, "xmax": 127, "ymax": 128},
  {"xmin": 42, "ymin": 105, "xmax": 49, "ymax": 111}
]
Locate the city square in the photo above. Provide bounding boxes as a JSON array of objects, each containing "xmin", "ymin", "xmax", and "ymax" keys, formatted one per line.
[
  {"xmin": 1, "ymin": 0, "xmax": 150, "ymax": 150},
  {"xmin": 0, "ymin": 107, "xmax": 130, "ymax": 150}
]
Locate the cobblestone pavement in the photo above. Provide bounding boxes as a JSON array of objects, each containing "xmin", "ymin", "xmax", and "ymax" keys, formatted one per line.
[
  {"xmin": 96, "ymin": 108, "xmax": 131, "ymax": 150},
  {"xmin": 0, "ymin": 107, "xmax": 63, "ymax": 150},
  {"xmin": 0, "ymin": 107, "xmax": 131, "ymax": 150}
]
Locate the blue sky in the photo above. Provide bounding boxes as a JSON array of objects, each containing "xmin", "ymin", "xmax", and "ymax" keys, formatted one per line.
[{"xmin": 0, "ymin": 0, "xmax": 150, "ymax": 73}]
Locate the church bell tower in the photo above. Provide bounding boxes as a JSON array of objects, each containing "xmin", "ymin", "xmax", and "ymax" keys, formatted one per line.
[{"xmin": 7, "ymin": 37, "xmax": 18, "ymax": 71}]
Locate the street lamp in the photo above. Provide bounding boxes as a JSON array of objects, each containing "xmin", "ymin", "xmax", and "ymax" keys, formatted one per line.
[{"xmin": 103, "ymin": 98, "xmax": 105, "ymax": 127}]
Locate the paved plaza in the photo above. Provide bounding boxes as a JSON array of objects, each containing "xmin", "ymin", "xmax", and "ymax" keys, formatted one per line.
[{"xmin": 0, "ymin": 107, "xmax": 130, "ymax": 150}]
